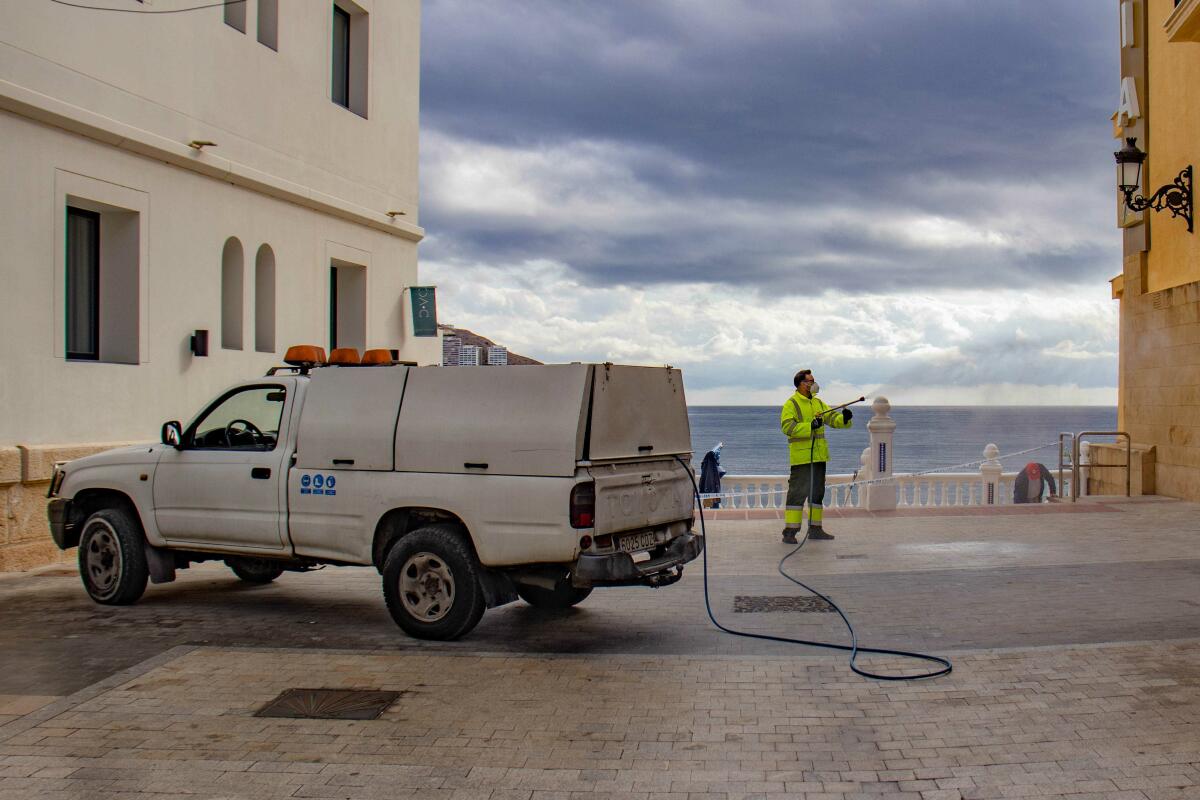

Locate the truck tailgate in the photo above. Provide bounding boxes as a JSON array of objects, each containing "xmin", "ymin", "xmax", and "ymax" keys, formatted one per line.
[
  {"xmin": 587, "ymin": 365, "xmax": 690, "ymax": 461},
  {"xmin": 589, "ymin": 459, "xmax": 693, "ymax": 536}
]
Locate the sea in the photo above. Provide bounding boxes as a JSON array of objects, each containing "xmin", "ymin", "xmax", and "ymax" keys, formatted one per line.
[{"xmin": 687, "ymin": 406, "xmax": 1119, "ymax": 476}]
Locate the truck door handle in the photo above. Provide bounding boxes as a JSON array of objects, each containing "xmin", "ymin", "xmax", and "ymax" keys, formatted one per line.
[
  {"xmin": 251, "ymin": 467, "xmax": 271, "ymax": 480},
  {"xmin": 332, "ymin": 459, "xmax": 355, "ymax": 466},
  {"xmin": 464, "ymin": 462, "xmax": 488, "ymax": 470}
]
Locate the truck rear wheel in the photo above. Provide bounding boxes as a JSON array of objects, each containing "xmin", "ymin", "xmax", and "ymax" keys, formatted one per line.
[
  {"xmin": 517, "ymin": 582, "xmax": 592, "ymax": 609},
  {"xmin": 225, "ymin": 557, "xmax": 285, "ymax": 584},
  {"xmin": 78, "ymin": 507, "xmax": 149, "ymax": 606},
  {"xmin": 381, "ymin": 524, "xmax": 485, "ymax": 640}
]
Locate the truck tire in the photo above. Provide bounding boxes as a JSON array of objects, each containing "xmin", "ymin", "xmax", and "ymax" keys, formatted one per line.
[
  {"xmin": 225, "ymin": 557, "xmax": 285, "ymax": 584},
  {"xmin": 381, "ymin": 524, "xmax": 486, "ymax": 640},
  {"xmin": 517, "ymin": 582, "xmax": 593, "ymax": 610},
  {"xmin": 78, "ymin": 507, "xmax": 149, "ymax": 605}
]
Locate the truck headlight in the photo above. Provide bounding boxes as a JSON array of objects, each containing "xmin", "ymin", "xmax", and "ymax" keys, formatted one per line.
[{"xmin": 47, "ymin": 464, "xmax": 66, "ymax": 498}]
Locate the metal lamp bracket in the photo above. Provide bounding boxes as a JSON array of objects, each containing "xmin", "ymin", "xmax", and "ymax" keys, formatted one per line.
[{"xmin": 1122, "ymin": 165, "xmax": 1193, "ymax": 233}]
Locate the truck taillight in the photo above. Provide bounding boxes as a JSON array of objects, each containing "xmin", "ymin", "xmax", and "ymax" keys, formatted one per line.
[{"xmin": 570, "ymin": 482, "xmax": 595, "ymax": 529}]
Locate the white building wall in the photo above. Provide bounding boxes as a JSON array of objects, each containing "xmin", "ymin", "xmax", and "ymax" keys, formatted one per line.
[
  {"xmin": 2, "ymin": 0, "xmax": 421, "ymax": 216},
  {"xmin": 0, "ymin": 113, "xmax": 436, "ymax": 443},
  {"xmin": 0, "ymin": 0, "xmax": 433, "ymax": 445},
  {"xmin": 0, "ymin": 0, "xmax": 433, "ymax": 568}
]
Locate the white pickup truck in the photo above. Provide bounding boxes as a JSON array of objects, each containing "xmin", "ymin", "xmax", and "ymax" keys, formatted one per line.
[{"xmin": 46, "ymin": 347, "xmax": 701, "ymax": 639}]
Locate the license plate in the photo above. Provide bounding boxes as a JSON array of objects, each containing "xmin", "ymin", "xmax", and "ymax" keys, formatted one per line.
[{"xmin": 617, "ymin": 531, "xmax": 658, "ymax": 553}]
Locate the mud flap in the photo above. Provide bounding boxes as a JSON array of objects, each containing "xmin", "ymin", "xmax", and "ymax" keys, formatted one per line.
[
  {"xmin": 477, "ymin": 566, "xmax": 518, "ymax": 608},
  {"xmin": 144, "ymin": 542, "xmax": 177, "ymax": 584}
]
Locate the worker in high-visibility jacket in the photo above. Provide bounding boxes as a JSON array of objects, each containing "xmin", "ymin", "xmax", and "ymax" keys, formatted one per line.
[{"xmin": 780, "ymin": 369, "xmax": 852, "ymax": 543}]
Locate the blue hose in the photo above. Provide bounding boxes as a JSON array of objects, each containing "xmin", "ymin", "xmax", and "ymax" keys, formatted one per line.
[{"xmin": 676, "ymin": 454, "xmax": 952, "ymax": 681}]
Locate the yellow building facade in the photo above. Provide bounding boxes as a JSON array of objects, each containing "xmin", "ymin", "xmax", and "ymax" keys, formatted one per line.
[{"xmin": 1111, "ymin": 0, "xmax": 1200, "ymax": 500}]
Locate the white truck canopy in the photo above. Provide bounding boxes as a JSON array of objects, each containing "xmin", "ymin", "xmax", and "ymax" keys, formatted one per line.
[
  {"xmin": 296, "ymin": 363, "xmax": 692, "ymax": 478},
  {"xmin": 295, "ymin": 366, "xmax": 411, "ymax": 471}
]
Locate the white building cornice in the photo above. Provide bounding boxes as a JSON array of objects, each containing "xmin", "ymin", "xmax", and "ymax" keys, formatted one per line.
[{"xmin": 0, "ymin": 78, "xmax": 424, "ymax": 243}]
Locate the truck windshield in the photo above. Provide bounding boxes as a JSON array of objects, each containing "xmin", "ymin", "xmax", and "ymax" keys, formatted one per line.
[{"xmin": 189, "ymin": 385, "xmax": 286, "ymax": 450}]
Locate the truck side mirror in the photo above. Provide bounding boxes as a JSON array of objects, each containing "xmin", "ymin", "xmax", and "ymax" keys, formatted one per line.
[{"xmin": 161, "ymin": 421, "xmax": 183, "ymax": 449}]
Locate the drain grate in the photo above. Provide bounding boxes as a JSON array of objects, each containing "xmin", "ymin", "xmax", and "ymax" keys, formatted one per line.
[
  {"xmin": 733, "ymin": 595, "xmax": 834, "ymax": 613},
  {"xmin": 256, "ymin": 688, "xmax": 401, "ymax": 720},
  {"xmin": 835, "ymin": 554, "xmax": 868, "ymax": 560}
]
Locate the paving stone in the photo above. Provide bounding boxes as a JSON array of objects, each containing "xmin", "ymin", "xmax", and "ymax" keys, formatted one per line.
[{"xmin": 0, "ymin": 500, "xmax": 1197, "ymax": 797}]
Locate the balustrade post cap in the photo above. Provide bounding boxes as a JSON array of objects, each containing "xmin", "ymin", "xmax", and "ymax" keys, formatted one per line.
[
  {"xmin": 983, "ymin": 443, "xmax": 999, "ymax": 459},
  {"xmin": 871, "ymin": 396, "xmax": 891, "ymax": 416}
]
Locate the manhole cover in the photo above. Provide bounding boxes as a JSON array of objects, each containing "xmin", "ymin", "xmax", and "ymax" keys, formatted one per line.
[
  {"xmin": 733, "ymin": 595, "xmax": 834, "ymax": 613},
  {"xmin": 255, "ymin": 688, "xmax": 401, "ymax": 720}
]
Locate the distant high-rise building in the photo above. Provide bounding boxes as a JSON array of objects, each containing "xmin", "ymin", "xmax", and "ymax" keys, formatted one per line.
[
  {"xmin": 458, "ymin": 344, "xmax": 483, "ymax": 366},
  {"xmin": 442, "ymin": 335, "xmax": 461, "ymax": 366},
  {"xmin": 487, "ymin": 346, "xmax": 508, "ymax": 366}
]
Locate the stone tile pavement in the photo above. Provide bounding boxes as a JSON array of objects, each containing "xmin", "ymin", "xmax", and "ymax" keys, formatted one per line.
[
  {"xmin": 0, "ymin": 641, "xmax": 1197, "ymax": 799},
  {"xmin": 0, "ymin": 495, "xmax": 1197, "ymax": 798}
]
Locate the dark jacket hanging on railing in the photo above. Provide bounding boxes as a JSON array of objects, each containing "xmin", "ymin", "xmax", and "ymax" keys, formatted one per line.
[
  {"xmin": 699, "ymin": 449, "xmax": 724, "ymax": 507},
  {"xmin": 1013, "ymin": 462, "xmax": 1056, "ymax": 503}
]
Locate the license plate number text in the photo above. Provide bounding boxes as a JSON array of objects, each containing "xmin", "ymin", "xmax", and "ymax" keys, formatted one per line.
[{"xmin": 618, "ymin": 531, "xmax": 658, "ymax": 553}]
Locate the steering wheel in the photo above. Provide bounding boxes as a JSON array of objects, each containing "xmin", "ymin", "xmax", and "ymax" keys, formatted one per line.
[{"xmin": 223, "ymin": 419, "xmax": 265, "ymax": 448}]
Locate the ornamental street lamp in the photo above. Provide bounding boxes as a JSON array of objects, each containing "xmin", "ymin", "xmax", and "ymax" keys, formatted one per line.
[{"xmin": 1113, "ymin": 137, "xmax": 1193, "ymax": 233}]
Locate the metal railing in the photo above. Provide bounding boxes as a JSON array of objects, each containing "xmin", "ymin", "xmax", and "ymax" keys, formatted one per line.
[
  {"xmin": 1072, "ymin": 431, "xmax": 1130, "ymax": 501},
  {"xmin": 1058, "ymin": 432, "xmax": 1074, "ymax": 496}
]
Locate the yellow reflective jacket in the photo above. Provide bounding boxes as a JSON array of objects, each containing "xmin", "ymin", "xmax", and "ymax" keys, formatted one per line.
[{"xmin": 780, "ymin": 391, "xmax": 851, "ymax": 465}]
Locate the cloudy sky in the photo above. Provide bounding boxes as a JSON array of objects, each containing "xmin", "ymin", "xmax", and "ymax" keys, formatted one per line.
[{"xmin": 418, "ymin": 1, "xmax": 1121, "ymax": 405}]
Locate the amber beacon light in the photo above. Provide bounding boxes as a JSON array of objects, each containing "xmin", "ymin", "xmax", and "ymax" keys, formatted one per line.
[{"xmin": 1114, "ymin": 137, "xmax": 1193, "ymax": 233}]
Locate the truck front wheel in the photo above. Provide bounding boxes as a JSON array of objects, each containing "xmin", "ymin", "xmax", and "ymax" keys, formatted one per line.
[
  {"xmin": 78, "ymin": 507, "xmax": 149, "ymax": 605},
  {"xmin": 381, "ymin": 525, "xmax": 486, "ymax": 640}
]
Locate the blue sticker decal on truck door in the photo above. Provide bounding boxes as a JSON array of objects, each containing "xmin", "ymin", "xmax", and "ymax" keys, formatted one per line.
[{"xmin": 299, "ymin": 473, "xmax": 337, "ymax": 496}]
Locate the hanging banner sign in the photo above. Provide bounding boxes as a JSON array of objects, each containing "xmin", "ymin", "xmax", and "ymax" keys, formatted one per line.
[{"xmin": 408, "ymin": 286, "xmax": 437, "ymax": 337}]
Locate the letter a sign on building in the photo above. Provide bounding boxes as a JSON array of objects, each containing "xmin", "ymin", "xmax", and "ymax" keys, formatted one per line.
[{"xmin": 408, "ymin": 286, "xmax": 438, "ymax": 337}]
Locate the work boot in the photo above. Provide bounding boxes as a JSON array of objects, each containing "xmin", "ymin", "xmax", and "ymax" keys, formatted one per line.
[
  {"xmin": 781, "ymin": 528, "xmax": 798, "ymax": 545},
  {"xmin": 806, "ymin": 524, "xmax": 835, "ymax": 541}
]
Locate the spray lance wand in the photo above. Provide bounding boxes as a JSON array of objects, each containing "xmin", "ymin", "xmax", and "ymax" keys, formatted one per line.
[{"xmin": 815, "ymin": 396, "xmax": 867, "ymax": 420}]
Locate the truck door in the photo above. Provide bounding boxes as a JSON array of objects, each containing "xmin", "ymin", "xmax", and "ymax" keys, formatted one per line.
[{"xmin": 153, "ymin": 382, "xmax": 291, "ymax": 551}]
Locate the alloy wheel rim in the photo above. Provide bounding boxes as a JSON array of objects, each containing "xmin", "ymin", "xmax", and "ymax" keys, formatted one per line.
[
  {"xmin": 398, "ymin": 552, "xmax": 455, "ymax": 623},
  {"xmin": 85, "ymin": 522, "xmax": 121, "ymax": 596}
]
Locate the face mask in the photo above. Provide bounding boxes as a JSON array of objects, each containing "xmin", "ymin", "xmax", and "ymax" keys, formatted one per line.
[{"xmin": 809, "ymin": 381, "xmax": 820, "ymax": 395}]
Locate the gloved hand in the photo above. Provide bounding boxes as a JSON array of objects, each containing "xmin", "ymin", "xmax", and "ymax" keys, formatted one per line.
[
  {"xmin": 811, "ymin": 417, "xmax": 824, "ymax": 430},
  {"xmin": 842, "ymin": 408, "xmax": 853, "ymax": 422}
]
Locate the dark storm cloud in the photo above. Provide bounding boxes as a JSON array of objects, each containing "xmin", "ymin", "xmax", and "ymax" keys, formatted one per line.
[{"xmin": 420, "ymin": 1, "xmax": 1119, "ymax": 292}]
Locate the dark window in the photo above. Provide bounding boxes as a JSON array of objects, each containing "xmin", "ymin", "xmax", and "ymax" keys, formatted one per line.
[
  {"xmin": 224, "ymin": 0, "xmax": 246, "ymax": 32},
  {"xmin": 258, "ymin": 0, "xmax": 279, "ymax": 50},
  {"xmin": 332, "ymin": 5, "xmax": 351, "ymax": 109},
  {"xmin": 66, "ymin": 207, "xmax": 100, "ymax": 360},
  {"xmin": 329, "ymin": 266, "xmax": 339, "ymax": 350}
]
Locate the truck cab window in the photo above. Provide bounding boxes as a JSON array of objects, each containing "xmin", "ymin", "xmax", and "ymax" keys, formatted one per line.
[{"xmin": 189, "ymin": 386, "xmax": 286, "ymax": 450}]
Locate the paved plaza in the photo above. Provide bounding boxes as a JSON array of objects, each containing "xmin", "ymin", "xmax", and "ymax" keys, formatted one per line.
[{"xmin": 0, "ymin": 496, "xmax": 1197, "ymax": 798}]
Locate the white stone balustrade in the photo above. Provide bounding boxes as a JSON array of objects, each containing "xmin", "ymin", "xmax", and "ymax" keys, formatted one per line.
[
  {"xmin": 863, "ymin": 396, "xmax": 895, "ymax": 511},
  {"xmin": 696, "ymin": 399, "xmax": 1075, "ymax": 510}
]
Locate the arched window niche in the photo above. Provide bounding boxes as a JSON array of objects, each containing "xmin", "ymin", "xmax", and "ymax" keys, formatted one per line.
[
  {"xmin": 221, "ymin": 237, "xmax": 244, "ymax": 350},
  {"xmin": 255, "ymin": 243, "xmax": 276, "ymax": 353}
]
